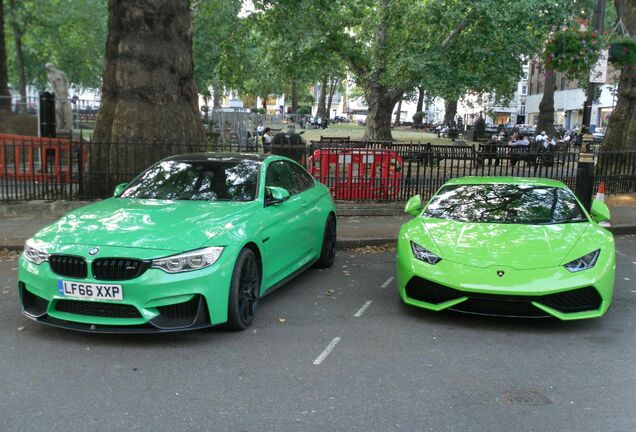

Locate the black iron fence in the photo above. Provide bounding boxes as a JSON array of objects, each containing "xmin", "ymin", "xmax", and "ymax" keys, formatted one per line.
[{"xmin": 1, "ymin": 136, "xmax": 635, "ymax": 202}]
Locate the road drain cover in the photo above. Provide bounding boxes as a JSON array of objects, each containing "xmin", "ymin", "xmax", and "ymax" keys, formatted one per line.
[{"xmin": 502, "ymin": 390, "xmax": 552, "ymax": 406}]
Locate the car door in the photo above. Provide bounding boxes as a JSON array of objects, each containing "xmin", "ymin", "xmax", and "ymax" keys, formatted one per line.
[
  {"xmin": 287, "ymin": 162, "xmax": 325, "ymax": 254},
  {"xmin": 260, "ymin": 160, "xmax": 311, "ymax": 289}
]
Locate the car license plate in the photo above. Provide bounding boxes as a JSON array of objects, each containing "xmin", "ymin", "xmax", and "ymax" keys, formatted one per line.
[{"xmin": 58, "ymin": 280, "xmax": 123, "ymax": 301}]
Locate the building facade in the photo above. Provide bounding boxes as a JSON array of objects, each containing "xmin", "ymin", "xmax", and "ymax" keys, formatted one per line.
[{"xmin": 525, "ymin": 60, "xmax": 618, "ymax": 131}]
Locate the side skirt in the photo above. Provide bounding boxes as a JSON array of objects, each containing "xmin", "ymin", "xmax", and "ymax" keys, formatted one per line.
[{"xmin": 260, "ymin": 259, "xmax": 317, "ymax": 298}]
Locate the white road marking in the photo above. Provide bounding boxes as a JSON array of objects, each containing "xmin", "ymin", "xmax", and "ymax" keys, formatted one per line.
[
  {"xmin": 381, "ymin": 276, "xmax": 394, "ymax": 288},
  {"xmin": 616, "ymin": 250, "xmax": 626, "ymax": 257},
  {"xmin": 354, "ymin": 300, "xmax": 373, "ymax": 318},
  {"xmin": 313, "ymin": 337, "xmax": 341, "ymax": 365}
]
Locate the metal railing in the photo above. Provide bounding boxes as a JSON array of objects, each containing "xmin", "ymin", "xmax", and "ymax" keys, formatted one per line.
[{"xmin": 1, "ymin": 135, "xmax": 634, "ymax": 202}]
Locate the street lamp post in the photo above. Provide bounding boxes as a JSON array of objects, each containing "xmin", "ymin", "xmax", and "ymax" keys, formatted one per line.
[
  {"xmin": 576, "ymin": 0, "xmax": 606, "ymax": 212},
  {"xmin": 581, "ymin": 0, "xmax": 606, "ymax": 147}
]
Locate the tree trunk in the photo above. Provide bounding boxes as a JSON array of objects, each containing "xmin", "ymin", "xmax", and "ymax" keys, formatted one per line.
[
  {"xmin": 261, "ymin": 95, "xmax": 267, "ymax": 111},
  {"xmin": 604, "ymin": 0, "xmax": 636, "ymax": 150},
  {"xmin": 443, "ymin": 98, "xmax": 458, "ymax": 126},
  {"xmin": 290, "ymin": 79, "xmax": 298, "ymax": 113},
  {"xmin": 363, "ymin": 84, "xmax": 402, "ymax": 141},
  {"xmin": 394, "ymin": 97, "xmax": 402, "ymax": 125},
  {"xmin": 413, "ymin": 87, "xmax": 424, "ymax": 125},
  {"xmin": 212, "ymin": 76, "xmax": 221, "ymax": 109},
  {"xmin": 536, "ymin": 70, "xmax": 557, "ymax": 136},
  {"xmin": 0, "ymin": 0, "xmax": 11, "ymax": 110},
  {"xmin": 8, "ymin": 0, "xmax": 25, "ymax": 113},
  {"xmin": 316, "ymin": 76, "xmax": 327, "ymax": 119},
  {"xmin": 326, "ymin": 77, "xmax": 338, "ymax": 120},
  {"xmin": 91, "ymin": 0, "xmax": 204, "ymax": 197}
]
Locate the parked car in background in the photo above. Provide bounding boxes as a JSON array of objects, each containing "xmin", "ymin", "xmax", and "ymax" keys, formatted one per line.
[
  {"xmin": 593, "ymin": 127, "xmax": 606, "ymax": 143},
  {"xmin": 514, "ymin": 124, "xmax": 536, "ymax": 137},
  {"xmin": 485, "ymin": 123, "xmax": 498, "ymax": 136}
]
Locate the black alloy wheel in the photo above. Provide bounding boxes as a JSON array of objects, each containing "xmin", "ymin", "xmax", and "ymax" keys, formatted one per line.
[{"xmin": 227, "ymin": 248, "xmax": 260, "ymax": 330}]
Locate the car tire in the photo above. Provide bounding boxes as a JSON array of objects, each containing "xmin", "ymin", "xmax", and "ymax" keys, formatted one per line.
[
  {"xmin": 314, "ymin": 215, "xmax": 336, "ymax": 268},
  {"xmin": 226, "ymin": 248, "xmax": 260, "ymax": 331}
]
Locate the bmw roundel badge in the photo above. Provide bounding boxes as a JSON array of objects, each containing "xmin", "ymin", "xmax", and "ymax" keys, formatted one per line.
[{"xmin": 88, "ymin": 247, "xmax": 100, "ymax": 256}]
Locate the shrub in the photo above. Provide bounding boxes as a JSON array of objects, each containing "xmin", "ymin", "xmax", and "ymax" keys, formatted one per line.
[
  {"xmin": 297, "ymin": 106, "xmax": 311, "ymax": 115},
  {"xmin": 412, "ymin": 111, "xmax": 425, "ymax": 124}
]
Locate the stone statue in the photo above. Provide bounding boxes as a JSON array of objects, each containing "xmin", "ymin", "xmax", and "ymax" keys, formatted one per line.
[{"xmin": 45, "ymin": 63, "xmax": 73, "ymax": 130}]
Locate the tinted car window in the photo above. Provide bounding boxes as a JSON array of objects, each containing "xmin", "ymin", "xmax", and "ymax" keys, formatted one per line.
[
  {"xmin": 289, "ymin": 163, "xmax": 315, "ymax": 192},
  {"xmin": 265, "ymin": 161, "xmax": 297, "ymax": 194},
  {"xmin": 423, "ymin": 184, "xmax": 586, "ymax": 224},
  {"xmin": 121, "ymin": 159, "xmax": 259, "ymax": 201}
]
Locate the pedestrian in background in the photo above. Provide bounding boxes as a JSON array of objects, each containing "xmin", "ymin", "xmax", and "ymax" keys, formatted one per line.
[{"xmin": 262, "ymin": 127, "xmax": 273, "ymax": 153}]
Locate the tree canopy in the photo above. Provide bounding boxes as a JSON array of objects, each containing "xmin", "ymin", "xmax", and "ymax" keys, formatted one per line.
[{"xmin": 4, "ymin": 0, "xmax": 107, "ymax": 91}]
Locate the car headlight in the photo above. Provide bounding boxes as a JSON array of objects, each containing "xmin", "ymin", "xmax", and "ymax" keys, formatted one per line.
[
  {"xmin": 151, "ymin": 247, "xmax": 224, "ymax": 273},
  {"xmin": 23, "ymin": 238, "xmax": 49, "ymax": 265},
  {"xmin": 563, "ymin": 249, "xmax": 600, "ymax": 273},
  {"xmin": 410, "ymin": 241, "xmax": 441, "ymax": 265}
]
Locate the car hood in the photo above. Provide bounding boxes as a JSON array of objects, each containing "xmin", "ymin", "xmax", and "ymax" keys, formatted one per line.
[
  {"xmin": 34, "ymin": 198, "xmax": 258, "ymax": 252},
  {"xmin": 422, "ymin": 218, "xmax": 590, "ymax": 270}
]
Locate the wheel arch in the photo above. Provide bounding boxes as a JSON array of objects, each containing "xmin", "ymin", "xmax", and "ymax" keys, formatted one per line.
[{"xmin": 242, "ymin": 241, "xmax": 263, "ymax": 277}]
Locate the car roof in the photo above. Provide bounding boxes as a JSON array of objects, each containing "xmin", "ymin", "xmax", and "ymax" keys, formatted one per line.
[
  {"xmin": 444, "ymin": 176, "xmax": 569, "ymax": 188},
  {"xmin": 165, "ymin": 152, "xmax": 269, "ymax": 163}
]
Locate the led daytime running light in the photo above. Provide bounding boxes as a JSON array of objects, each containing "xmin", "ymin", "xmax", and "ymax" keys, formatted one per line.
[
  {"xmin": 151, "ymin": 247, "xmax": 224, "ymax": 273},
  {"xmin": 23, "ymin": 238, "xmax": 49, "ymax": 265},
  {"xmin": 563, "ymin": 249, "xmax": 600, "ymax": 273},
  {"xmin": 410, "ymin": 241, "xmax": 441, "ymax": 265}
]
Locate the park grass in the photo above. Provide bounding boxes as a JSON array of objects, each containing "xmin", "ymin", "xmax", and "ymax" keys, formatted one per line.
[{"xmin": 263, "ymin": 121, "xmax": 452, "ymax": 144}]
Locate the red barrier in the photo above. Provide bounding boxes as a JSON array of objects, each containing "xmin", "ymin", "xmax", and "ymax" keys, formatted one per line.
[
  {"xmin": 0, "ymin": 134, "xmax": 82, "ymax": 183},
  {"xmin": 307, "ymin": 148, "xmax": 403, "ymax": 200}
]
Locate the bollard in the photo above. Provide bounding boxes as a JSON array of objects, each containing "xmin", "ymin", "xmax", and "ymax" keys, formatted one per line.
[
  {"xmin": 575, "ymin": 151, "xmax": 595, "ymax": 213},
  {"xmin": 39, "ymin": 92, "xmax": 56, "ymax": 138}
]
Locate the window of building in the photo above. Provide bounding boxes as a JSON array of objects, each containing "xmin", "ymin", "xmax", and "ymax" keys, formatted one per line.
[
  {"xmin": 521, "ymin": 85, "xmax": 527, "ymax": 96},
  {"xmin": 522, "ymin": 70, "xmax": 529, "ymax": 81}
]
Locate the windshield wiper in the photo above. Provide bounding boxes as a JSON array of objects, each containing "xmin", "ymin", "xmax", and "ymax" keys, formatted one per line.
[{"xmin": 534, "ymin": 218, "xmax": 587, "ymax": 225}]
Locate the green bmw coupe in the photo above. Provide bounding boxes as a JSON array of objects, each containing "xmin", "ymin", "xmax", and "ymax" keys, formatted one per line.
[
  {"xmin": 18, "ymin": 153, "xmax": 336, "ymax": 332},
  {"xmin": 397, "ymin": 177, "xmax": 615, "ymax": 320}
]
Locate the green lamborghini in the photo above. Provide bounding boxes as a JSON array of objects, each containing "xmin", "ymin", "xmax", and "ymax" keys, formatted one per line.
[
  {"xmin": 18, "ymin": 153, "xmax": 336, "ymax": 332},
  {"xmin": 397, "ymin": 177, "xmax": 615, "ymax": 320}
]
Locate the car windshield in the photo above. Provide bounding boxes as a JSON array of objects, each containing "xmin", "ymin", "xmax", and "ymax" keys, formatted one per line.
[
  {"xmin": 422, "ymin": 184, "xmax": 587, "ymax": 224},
  {"xmin": 120, "ymin": 159, "xmax": 260, "ymax": 201}
]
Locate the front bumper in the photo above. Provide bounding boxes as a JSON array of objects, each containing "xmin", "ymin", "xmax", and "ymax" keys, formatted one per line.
[
  {"xmin": 396, "ymin": 240, "xmax": 615, "ymax": 320},
  {"xmin": 17, "ymin": 245, "xmax": 236, "ymax": 333}
]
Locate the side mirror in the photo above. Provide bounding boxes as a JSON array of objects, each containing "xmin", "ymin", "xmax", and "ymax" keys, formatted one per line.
[
  {"xmin": 590, "ymin": 199, "xmax": 611, "ymax": 223},
  {"xmin": 405, "ymin": 195, "xmax": 422, "ymax": 217},
  {"xmin": 265, "ymin": 186, "xmax": 291, "ymax": 206},
  {"xmin": 113, "ymin": 183, "xmax": 128, "ymax": 197}
]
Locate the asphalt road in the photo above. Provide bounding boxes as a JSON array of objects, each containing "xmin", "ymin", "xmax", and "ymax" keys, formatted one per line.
[{"xmin": 1, "ymin": 236, "xmax": 635, "ymax": 432}]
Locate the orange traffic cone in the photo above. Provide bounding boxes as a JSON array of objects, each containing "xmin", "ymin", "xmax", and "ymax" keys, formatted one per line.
[{"xmin": 595, "ymin": 181, "xmax": 605, "ymax": 202}]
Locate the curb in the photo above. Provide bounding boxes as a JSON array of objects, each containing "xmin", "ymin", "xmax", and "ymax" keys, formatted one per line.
[{"xmin": 608, "ymin": 225, "xmax": 636, "ymax": 236}]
